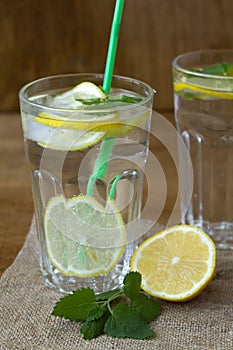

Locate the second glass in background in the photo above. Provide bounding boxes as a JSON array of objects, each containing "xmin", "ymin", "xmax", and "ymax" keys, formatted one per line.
[{"xmin": 173, "ymin": 50, "xmax": 233, "ymax": 249}]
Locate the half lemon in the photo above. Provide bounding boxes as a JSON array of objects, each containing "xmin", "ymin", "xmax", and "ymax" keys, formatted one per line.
[{"xmin": 130, "ymin": 225, "xmax": 216, "ymax": 302}]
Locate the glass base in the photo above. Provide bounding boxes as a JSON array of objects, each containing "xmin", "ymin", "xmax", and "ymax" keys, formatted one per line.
[
  {"xmin": 42, "ymin": 263, "xmax": 129, "ymax": 294},
  {"xmin": 188, "ymin": 220, "xmax": 233, "ymax": 250}
]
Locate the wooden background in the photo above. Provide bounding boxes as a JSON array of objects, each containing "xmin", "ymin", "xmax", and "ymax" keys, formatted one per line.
[
  {"xmin": 1, "ymin": 0, "xmax": 233, "ymax": 112},
  {"xmin": 0, "ymin": 0, "xmax": 233, "ymax": 274}
]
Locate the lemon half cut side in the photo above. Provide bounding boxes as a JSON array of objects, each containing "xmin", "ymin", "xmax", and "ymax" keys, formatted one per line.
[
  {"xmin": 44, "ymin": 195, "xmax": 126, "ymax": 277},
  {"xmin": 130, "ymin": 225, "xmax": 216, "ymax": 302}
]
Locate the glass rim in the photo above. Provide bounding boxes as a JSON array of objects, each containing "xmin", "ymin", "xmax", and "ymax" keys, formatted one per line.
[
  {"xmin": 19, "ymin": 73, "xmax": 154, "ymax": 113},
  {"xmin": 172, "ymin": 49, "xmax": 233, "ymax": 80}
]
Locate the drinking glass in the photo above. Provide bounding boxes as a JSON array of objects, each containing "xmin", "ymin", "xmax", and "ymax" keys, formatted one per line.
[
  {"xmin": 172, "ymin": 50, "xmax": 233, "ymax": 249},
  {"xmin": 19, "ymin": 73, "xmax": 153, "ymax": 293}
]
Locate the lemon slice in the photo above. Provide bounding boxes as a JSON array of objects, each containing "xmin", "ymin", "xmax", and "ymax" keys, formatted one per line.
[
  {"xmin": 106, "ymin": 108, "xmax": 151, "ymax": 137},
  {"xmin": 28, "ymin": 82, "xmax": 117, "ymax": 150},
  {"xmin": 34, "ymin": 110, "xmax": 117, "ymax": 130},
  {"xmin": 38, "ymin": 128, "xmax": 104, "ymax": 151},
  {"xmin": 44, "ymin": 195, "xmax": 126, "ymax": 277},
  {"xmin": 130, "ymin": 225, "xmax": 216, "ymax": 302},
  {"xmin": 23, "ymin": 114, "xmax": 105, "ymax": 151},
  {"xmin": 174, "ymin": 81, "xmax": 233, "ymax": 99},
  {"xmin": 32, "ymin": 81, "xmax": 151, "ymax": 147},
  {"xmin": 34, "ymin": 107, "xmax": 150, "ymax": 134},
  {"xmin": 52, "ymin": 81, "xmax": 107, "ymax": 108},
  {"xmin": 70, "ymin": 81, "xmax": 106, "ymax": 99}
]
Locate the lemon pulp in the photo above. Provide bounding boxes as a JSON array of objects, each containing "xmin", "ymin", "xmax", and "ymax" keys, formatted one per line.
[
  {"xmin": 44, "ymin": 195, "xmax": 126, "ymax": 277},
  {"xmin": 130, "ymin": 225, "xmax": 216, "ymax": 302}
]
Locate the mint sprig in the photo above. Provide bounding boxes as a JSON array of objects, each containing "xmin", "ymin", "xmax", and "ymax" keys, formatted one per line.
[
  {"xmin": 75, "ymin": 94, "xmax": 142, "ymax": 106},
  {"xmin": 52, "ymin": 272, "xmax": 161, "ymax": 340},
  {"xmin": 189, "ymin": 62, "xmax": 233, "ymax": 76},
  {"xmin": 201, "ymin": 62, "xmax": 233, "ymax": 76}
]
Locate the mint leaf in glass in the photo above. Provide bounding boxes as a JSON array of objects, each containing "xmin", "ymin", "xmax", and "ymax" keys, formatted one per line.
[
  {"xmin": 75, "ymin": 98, "xmax": 106, "ymax": 105},
  {"xmin": 193, "ymin": 62, "xmax": 233, "ymax": 76},
  {"xmin": 75, "ymin": 94, "xmax": 142, "ymax": 108},
  {"xmin": 119, "ymin": 95, "xmax": 142, "ymax": 103}
]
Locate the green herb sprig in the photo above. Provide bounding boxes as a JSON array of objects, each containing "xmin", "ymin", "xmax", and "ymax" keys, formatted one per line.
[
  {"xmin": 52, "ymin": 272, "xmax": 161, "ymax": 340},
  {"xmin": 75, "ymin": 94, "xmax": 142, "ymax": 106}
]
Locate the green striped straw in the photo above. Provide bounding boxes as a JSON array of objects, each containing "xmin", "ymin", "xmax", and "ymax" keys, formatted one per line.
[{"xmin": 86, "ymin": 0, "xmax": 125, "ymax": 197}]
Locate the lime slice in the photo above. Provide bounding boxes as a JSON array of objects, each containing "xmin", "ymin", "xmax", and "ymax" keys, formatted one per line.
[{"xmin": 44, "ymin": 195, "xmax": 126, "ymax": 277}]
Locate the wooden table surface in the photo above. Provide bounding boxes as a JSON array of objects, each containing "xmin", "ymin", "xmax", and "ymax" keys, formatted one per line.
[{"xmin": 0, "ymin": 111, "xmax": 177, "ymax": 277}]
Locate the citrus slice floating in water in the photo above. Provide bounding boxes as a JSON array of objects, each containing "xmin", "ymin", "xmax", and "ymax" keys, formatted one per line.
[
  {"xmin": 35, "ymin": 107, "xmax": 149, "ymax": 134},
  {"xmin": 174, "ymin": 81, "xmax": 233, "ymax": 100},
  {"xmin": 130, "ymin": 225, "xmax": 216, "ymax": 302},
  {"xmin": 31, "ymin": 82, "xmax": 118, "ymax": 150},
  {"xmin": 30, "ymin": 81, "xmax": 151, "ymax": 150},
  {"xmin": 52, "ymin": 81, "xmax": 107, "ymax": 108},
  {"xmin": 37, "ymin": 127, "xmax": 105, "ymax": 151},
  {"xmin": 44, "ymin": 195, "xmax": 126, "ymax": 277}
]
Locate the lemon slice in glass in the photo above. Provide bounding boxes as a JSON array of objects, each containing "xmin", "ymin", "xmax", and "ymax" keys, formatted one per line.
[
  {"xmin": 174, "ymin": 81, "xmax": 233, "ymax": 99},
  {"xmin": 32, "ymin": 82, "xmax": 119, "ymax": 149},
  {"xmin": 38, "ymin": 127, "xmax": 104, "ymax": 151},
  {"xmin": 34, "ymin": 105, "xmax": 150, "ymax": 134},
  {"xmin": 130, "ymin": 225, "xmax": 216, "ymax": 302},
  {"xmin": 44, "ymin": 195, "xmax": 126, "ymax": 277},
  {"xmin": 32, "ymin": 81, "xmax": 151, "ymax": 147},
  {"xmin": 52, "ymin": 81, "xmax": 107, "ymax": 108}
]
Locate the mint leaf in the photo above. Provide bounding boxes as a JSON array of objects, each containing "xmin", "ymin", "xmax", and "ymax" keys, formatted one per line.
[
  {"xmin": 192, "ymin": 62, "xmax": 233, "ymax": 76},
  {"xmin": 119, "ymin": 95, "xmax": 142, "ymax": 103},
  {"xmin": 76, "ymin": 95, "xmax": 142, "ymax": 107},
  {"xmin": 75, "ymin": 98, "xmax": 106, "ymax": 105},
  {"xmin": 86, "ymin": 303, "xmax": 106, "ymax": 321},
  {"xmin": 51, "ymin": 272, "xmax": 161, "ymax": 340},
  {"xmin": 202, "ymin": 62, "xmax": 233, "ymax": 76},
  {"xmin": 132, "ymin": 293, "xmax": 160, "ymax": 323},
  {"xmin": 52, "ymin": 288, "xmax": 95, "ymax": 322},
  {"xmin": 104, "ymin": 302, "xmax": 154, "ymax": 339},
  {"xmin": 80, "ymin": 311, "xmax": 110, "ymax": 340},
  {"xmin": 95, "ymin": 288, "xmax": 122, "ymax": 301},
  {"xmin": 227, "ymin": 66, "xmax": 233, "ymax": 76},
  {"xmin": 123, "ymin": 271, "xmax": 141, "ymax": 299}
]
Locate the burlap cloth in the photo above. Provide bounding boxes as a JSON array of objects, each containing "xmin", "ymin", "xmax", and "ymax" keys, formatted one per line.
[{"xmin": 0, "ymin": 218, "xmax": 233, "ymax": 350}]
